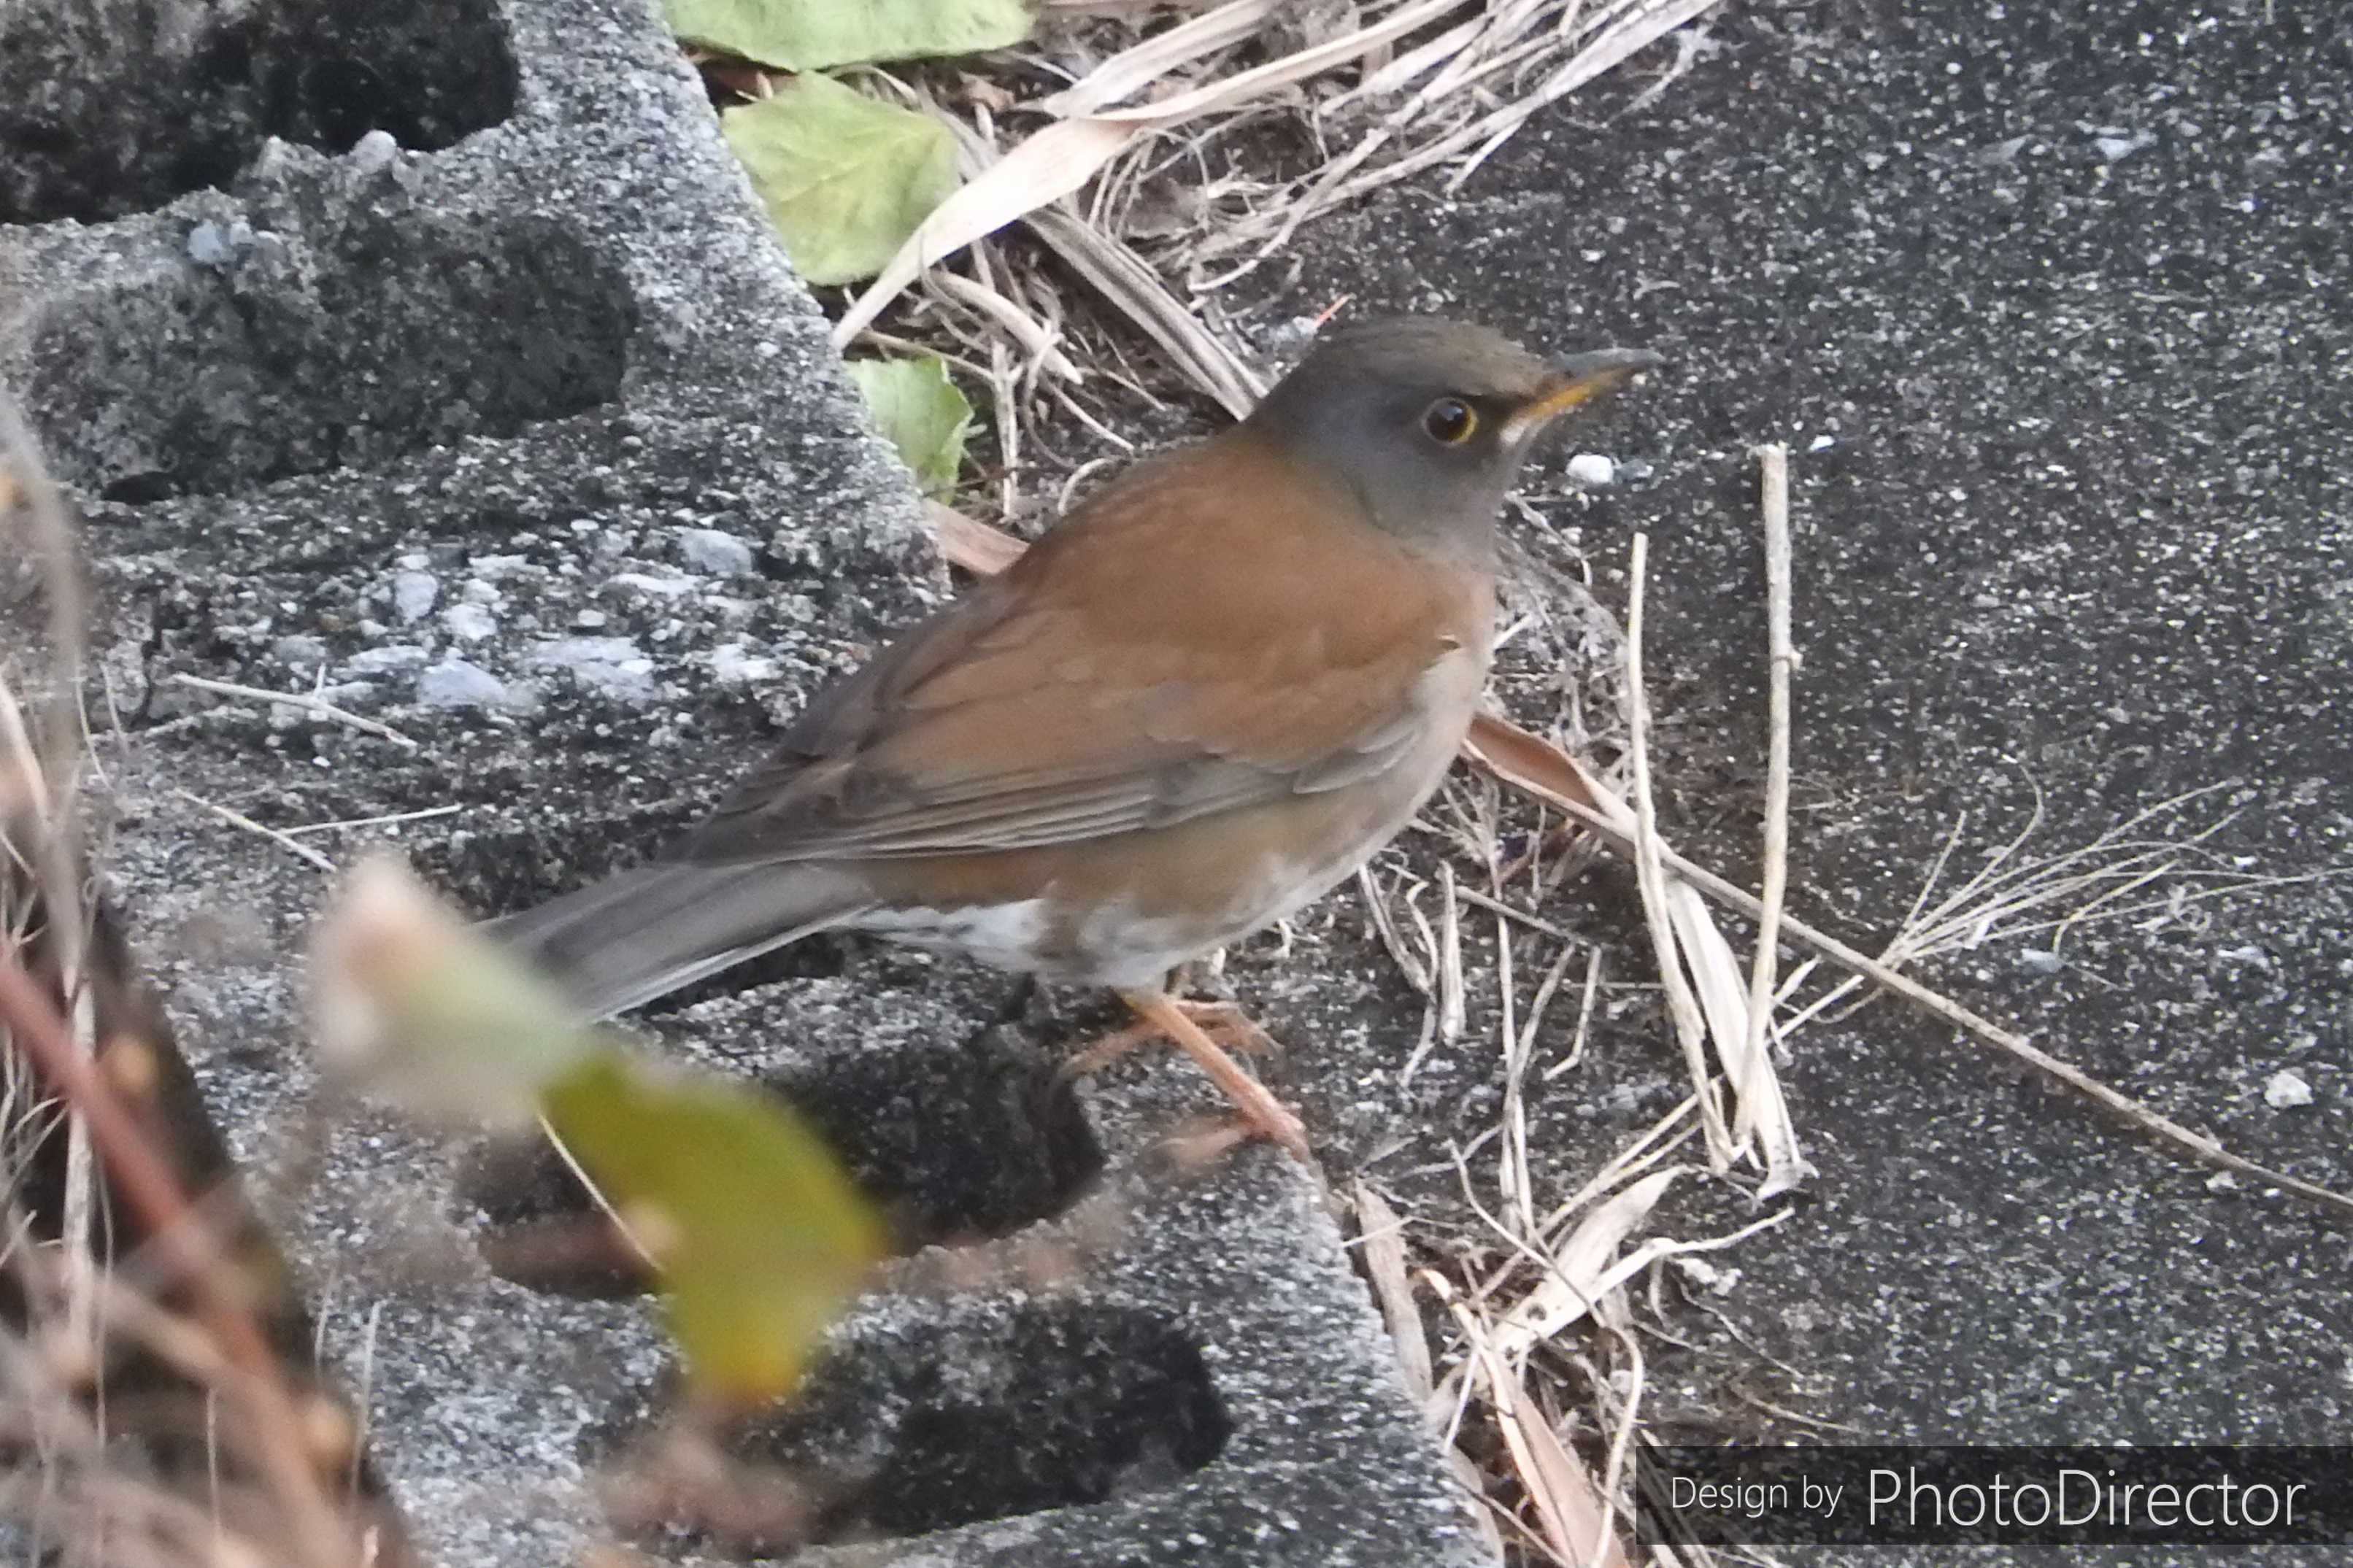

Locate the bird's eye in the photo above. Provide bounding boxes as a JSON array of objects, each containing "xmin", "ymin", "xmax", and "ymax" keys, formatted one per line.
[{"xmin": 1423, "ymin": 397, "xmax": 1478, "ymax": 445}]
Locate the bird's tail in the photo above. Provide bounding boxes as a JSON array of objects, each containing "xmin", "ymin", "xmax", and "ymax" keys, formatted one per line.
[{"xmin": 492, "ymin": 861, "xmax": 870, "ymax": 1020}]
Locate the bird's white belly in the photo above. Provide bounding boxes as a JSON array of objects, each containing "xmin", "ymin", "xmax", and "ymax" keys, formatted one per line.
[
  {"xmin": 846, "ymin": 703, "xmax": 1474, "ymax": 989},
  {"xmin": 854, "ymin": 898, "xmax": 1057, "ymax": 976},
  {"xmin": 850, "ymin": 892, "xmax": 1222, "ymax": 989}
]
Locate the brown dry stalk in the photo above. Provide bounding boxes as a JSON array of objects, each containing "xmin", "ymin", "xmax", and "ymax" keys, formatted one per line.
[
  {"xmin": 1463, "ymin": 714, "xmax": 2353, "ymax": 1222},
  {"xmin": 170, "ymin": 672, "xmax": 421, "ymax": 750},
  {"xmin": 0, "ymin": 952, "xmax": 364, "ymax": 1564},
  {"xmin": 1, "ymin": 396, "xmax": 103, "ymax": 1356}
]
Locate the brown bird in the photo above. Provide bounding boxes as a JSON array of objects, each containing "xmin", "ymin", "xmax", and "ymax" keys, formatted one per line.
[{"xmin": 501, "ymin": 317, "xmax": 1658, "ymax": 1160}]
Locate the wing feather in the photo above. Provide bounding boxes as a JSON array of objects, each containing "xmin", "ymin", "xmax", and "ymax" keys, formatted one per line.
[{"xmin": 672, "ymin": 436, "xmax": 1490, "ymax": 867}]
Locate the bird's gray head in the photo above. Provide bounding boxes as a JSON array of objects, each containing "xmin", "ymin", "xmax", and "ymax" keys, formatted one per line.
[{"xmin": 1247, "ymin": 316, "xmax": 1660, "ymax": 563}]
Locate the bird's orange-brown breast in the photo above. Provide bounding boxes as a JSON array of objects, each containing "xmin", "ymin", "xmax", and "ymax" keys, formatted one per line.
[{"xmin": 839, "ymin": 428, "xmax": 1498, "ymax": 984}]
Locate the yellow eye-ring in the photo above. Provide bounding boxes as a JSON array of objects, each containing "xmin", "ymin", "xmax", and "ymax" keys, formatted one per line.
[{"xmin": 1423, "ymin": 397, "xmax": 1478, "ymax": 445}]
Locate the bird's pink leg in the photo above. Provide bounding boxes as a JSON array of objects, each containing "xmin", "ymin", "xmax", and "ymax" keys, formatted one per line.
[
  {"xmin": 1109, "ymin": 989, "xmax": 1313, "ymax": 1165},
  {"xmin": 1060, "ymin": 998, "xmax": 1275, "ymax": 1078}
]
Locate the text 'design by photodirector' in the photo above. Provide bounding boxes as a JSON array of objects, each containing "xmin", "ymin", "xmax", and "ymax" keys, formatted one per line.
[{"xmin": 1636, "ymin": 1447, "xmax": 2352, "ymax": 1547}]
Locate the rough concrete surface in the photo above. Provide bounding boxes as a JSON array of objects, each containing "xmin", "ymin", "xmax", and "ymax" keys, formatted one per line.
[{"xmin": 0, "ymin": 0, "xmax": 1487, "ymax": 1564}]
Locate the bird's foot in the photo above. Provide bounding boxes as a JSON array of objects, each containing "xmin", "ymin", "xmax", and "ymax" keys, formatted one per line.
[
  {"xmin": 1100, "ymin": 989, "xmax": 1313, "ymax": 1165},
  {"xmin": 1060, "ymin": 998, "xmax": 1275, "ymax": 1078},
  {"xmin": 1152, "ymin": 1116, "xmax": 1260, "ymax": 1173}
]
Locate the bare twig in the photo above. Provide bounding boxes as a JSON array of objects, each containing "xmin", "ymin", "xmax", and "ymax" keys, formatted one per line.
[
  {"xmin": 1469, "ymin": 725, "xmax": 2353, "ymax": 1221},
  {"xmin": 282, "ymin": 803, "xmax": 464, "ymax": 838},
  {"xmin": 170, "ymin": 673, "xmax": 420, "ymax": 750},
  {"xmin": 172, "ymin": 788, "xmax": 337, "ymax": 875},
  {"xmin": 1741, "ymin": 445, "xmax": 1792, "ymax": 1076},
  {"xmin": 536, "ymin": 1111, "xmax": 662, "ymax": 1273},
  {"xmin": 1728, "ymin": 446, "xmax": 1810, "ymax": 1195},
  {"xmin": 1590, "ymin": 1318, "xmax": 1648, "ymax": 1568}
]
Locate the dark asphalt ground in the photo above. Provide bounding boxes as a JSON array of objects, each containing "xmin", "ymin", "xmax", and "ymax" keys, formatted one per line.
[{"xmin": 1199, "ymin": 0, "xmax": 2350, "ymax": 1540}]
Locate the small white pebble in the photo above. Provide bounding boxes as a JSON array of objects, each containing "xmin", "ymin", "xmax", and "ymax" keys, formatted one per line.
[
  {"xmin": 706, "ymin": 643, "xmax": 778, "ymax": 685},
  {"xmin": 272, "ymin": 634, "xmax": 329, "ymax": 671},
  {"xmin": 390, "ymin": 571, "xmax": 439, "ymax": 624},
  {"xmin": 2092, "ymin": 128, "xmax": 2156, "ymax": 163},
  {"xmin": 529, "ymin": 636, "xmax": 657, "ymax": 700},
  {"xmin": 1565, "ymin": 453, "xmax": 1616, "ymax": 488},
  {"xmin": 344, "ymin": 644, "xmax": 428, "ymax": 676},
  {"xmin": 441, "ymin": 603, "xmax": 497, "ymax": 643},
  {"xmin": 604, "ymin": 571, "xmax": 693, "ymax": 600},
  {"xmin": 1808, "ymin": 433, "xmax": 1836, "ymax": 452},
  {"xmin": 350, "ymin": 128, "xmax": 400, "ymax": 174},
  {"xmin": 677, "ymin": 527, "xmax": 756, "ymax": 576},
  {"xmin": 417, "ymin": 659, "xmax": 512, "ymax": 709},
  {"xmin": 2263, "ymin": 1070, "xmax": 2314, "ymax": 1109}
]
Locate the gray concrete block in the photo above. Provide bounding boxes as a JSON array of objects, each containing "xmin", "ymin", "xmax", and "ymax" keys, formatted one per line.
[{"xmin": 0, "ymin": 0, "xmax": 1483, "ymax": 1563}]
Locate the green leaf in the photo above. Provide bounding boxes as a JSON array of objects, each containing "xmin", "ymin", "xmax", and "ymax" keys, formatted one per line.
[
  {"xmin": 312, "ymin": 857, "xmax": 598, "ymax": 1128},
  {"xmin": 670, "ymin": 0, "xmax": 1033, "ymax": 71},
  {"xmin": 847, "ymin": 355, "xmax": 973, "ymax": 498},
  {"xmin": 721, "ymin": 74, "xmax": 958, "ymax": 286},
  {"xmin": 542, "ymin": 1052, "xmax": 886, "ymax": 1404}
]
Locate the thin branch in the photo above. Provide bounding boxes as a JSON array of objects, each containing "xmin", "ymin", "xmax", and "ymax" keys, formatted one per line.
[
  {"xmin": 1477, "ymin": 736, "xmax": 2353, "ymax": 1221},
  {"xmin": 172, "ymin": 789, "xmax": 336, "ymax": 875},
  {"xmin": 1735, "ymin": 443, "xmax": 1810, "ymax": 1194},
  {"xmin": 170, "ymin": 674, "xmax": 420, "ymax": 751}
]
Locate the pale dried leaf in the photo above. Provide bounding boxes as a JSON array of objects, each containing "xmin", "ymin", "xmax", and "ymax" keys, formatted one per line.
[
  {"xmin": 927, "ymin": 499, "xmax": 1025, "ymax": 575},
  {"xmin": 835, "ymin": 117, "xmax": 1141, "ymax": 344},
  {"xmin": 836, "ymin": 0, "xmax": 1462, "ymax": 344},
  {"xmin": 1496, "ymin": 1361, "xmax": 1631, "ymax": 1568},
  {"xmin": 1463, "ymin": 711, "xmax": 1622, "ymax": 826},
  {"xmin": 1671, "ymin": 882, "xmax": 1812, "ymax": 1197},
  {"xmin": 1352, "ymin": 1181, "xmax": 1433, "ymax": 1405},
  {"xmin": 1025, "ymin": 209, "xmax": 1264, "ymax": 418},
  {"xmin": 1040, "ymin": 0, "xmax": 1282, "ymax": 115},
  {"xmin": 1490, "ymin": 1167, "xmax": 1681, "ymax": 1357}
]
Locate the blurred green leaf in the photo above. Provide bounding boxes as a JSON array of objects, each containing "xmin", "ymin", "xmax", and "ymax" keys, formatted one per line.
[
  {"xmin": 670, "ymin": 0, "xmax": 1033, "ymax": 71},
  {"xmin": 542, "ymin": 1052, "xmax": 886, "ymax": 1404},
  {"xmin": 721, "ymin": 74, "xmax": 958, "ymax": 286},
  {"xmin": 312, "ymin": 857, "xmax": 596, "ymax": 1127},
  {"xmin": 847, "ymin": 355, "xmax": 973, "ymax": 498}
]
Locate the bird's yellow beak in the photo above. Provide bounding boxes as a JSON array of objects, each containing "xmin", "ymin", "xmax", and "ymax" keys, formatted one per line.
[{"xmin": 1501, "ymin": 347, "xmax": 1664, "ymax": 445}]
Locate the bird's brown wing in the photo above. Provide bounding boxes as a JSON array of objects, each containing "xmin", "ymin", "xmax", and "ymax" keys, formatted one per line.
[{"xmin": 674, "ymin": 431, "xmax": 1493, "ymax": 867}]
